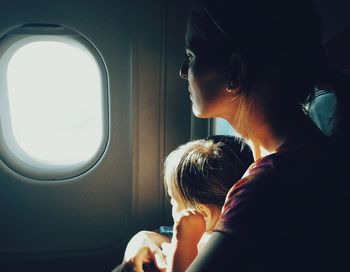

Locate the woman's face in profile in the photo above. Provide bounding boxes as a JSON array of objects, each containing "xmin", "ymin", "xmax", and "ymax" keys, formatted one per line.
[{"xmin": 180, "ymin": 11, "xmax": 233, "ymax": 119}]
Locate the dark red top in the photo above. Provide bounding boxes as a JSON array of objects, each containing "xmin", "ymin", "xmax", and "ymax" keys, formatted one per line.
[{"xmin": 214, "ymin": 136, "xmax": 350, "ymax": 271}]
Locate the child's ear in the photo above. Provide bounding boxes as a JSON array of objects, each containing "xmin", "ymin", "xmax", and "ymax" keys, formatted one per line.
[{"xmin": 196, "ymin": 204, "xmax": 221, "ymax": 232}]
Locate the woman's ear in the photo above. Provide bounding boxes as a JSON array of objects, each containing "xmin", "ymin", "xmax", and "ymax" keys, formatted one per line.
[
  {"xmin": 226, "ymin": 54, "xmax": 246, "ymax": 92},
  {"xmin": 196, "ymin": 204, "xmax": 221, "ymax": 232}
]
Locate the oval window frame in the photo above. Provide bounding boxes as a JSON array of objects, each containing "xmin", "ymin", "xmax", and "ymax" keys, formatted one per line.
[{"xmin": 0, "ymin": 25, "xmax": 109, "ymax": 181}]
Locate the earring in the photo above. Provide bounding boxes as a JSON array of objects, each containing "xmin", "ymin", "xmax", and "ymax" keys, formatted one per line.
[
  {"xmin": 226, "ymin": 54, "xmax": 245, "ymax": 93},
  {"xmin": 226, "ymin": 80, "xmax": 238, "ymax": 92}
]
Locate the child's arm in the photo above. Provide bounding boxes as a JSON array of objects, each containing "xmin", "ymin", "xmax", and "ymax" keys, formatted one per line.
[
  {"xmin": 145, "ymin": 230, "xmax": 172, "ymax": 247},
  {"xmin": 123, "ymin": 231, "xmax": 170, "ymax": 272},
  {"xmin": 168, "ymin": 210, "xmax": 206, "ymax": 272}
]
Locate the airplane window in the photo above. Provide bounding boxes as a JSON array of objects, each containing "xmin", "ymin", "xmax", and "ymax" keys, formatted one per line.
[
  {"xmin": 0, "ymin": 27, "xmax": 108, "ymax": 180},
  {"xmin": 212, "ymin": 118, "xmax": 237, "ymax": 136}
]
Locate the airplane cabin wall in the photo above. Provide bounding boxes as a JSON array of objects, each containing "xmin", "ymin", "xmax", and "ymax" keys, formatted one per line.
[{"xmin": 0, "ymin": 0, "xmax": 191, "ymax": 269}]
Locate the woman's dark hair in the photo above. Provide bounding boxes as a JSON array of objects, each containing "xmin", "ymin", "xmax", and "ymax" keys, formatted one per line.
[{"xmin": 191, "ymin": 0, "xmax": 337, "ymax": 105}]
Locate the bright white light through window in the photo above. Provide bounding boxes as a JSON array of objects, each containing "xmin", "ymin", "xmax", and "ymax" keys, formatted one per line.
[
  {"xmin": 0, "ymin": 33, "xmax": 108, "ymax": 179},
  {"xmin": 7, "ymin": 41, "xmax": 103, "ymax": 165}
]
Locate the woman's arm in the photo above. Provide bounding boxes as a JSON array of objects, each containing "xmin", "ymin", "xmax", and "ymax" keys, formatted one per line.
[
  {"xmin": 186, "ymin": 231, "xmax": 247, "ymax": 272},
  {"xmin": 186, "ymin": 232, "xmax": 232, "ymax": 272}
]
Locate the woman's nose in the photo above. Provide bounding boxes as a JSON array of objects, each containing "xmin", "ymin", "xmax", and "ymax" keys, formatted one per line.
[{"xmin": 179, "ymin": 61, "xmax": 188, "ymax": 80}]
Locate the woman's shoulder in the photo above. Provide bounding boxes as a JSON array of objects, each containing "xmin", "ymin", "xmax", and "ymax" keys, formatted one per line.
[
  {"xmin": 215, "ymin": 135, "xmax": 344, "ymax": 235},
  {"xmin": 214, "ymin": 155, "xmax": 278, "ymax": 235},
  {"xmin": 231, "ymin": 149, "xmax": 279, "ymax": 191}
]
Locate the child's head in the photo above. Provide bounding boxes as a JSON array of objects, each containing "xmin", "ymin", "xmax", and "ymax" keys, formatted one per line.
[{"xmin": 164, "ymin": 135, "xmax": 253, "ymax": 231}]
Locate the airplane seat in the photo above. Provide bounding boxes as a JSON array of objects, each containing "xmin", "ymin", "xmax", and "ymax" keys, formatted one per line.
[
  {"xmin": 306, "ymin": 73, "xmax": 350, "ymax": 143},
  {"xmin": 306, "ymin": 88, "xmax": 339, "ymax": 137},
  {"xmin": 304, "ymin": 23, "xmax": 350, "ymax": 271},
  {"xmin": 306, "ymin": 26, "xmax": 350, "ymax": 149}
]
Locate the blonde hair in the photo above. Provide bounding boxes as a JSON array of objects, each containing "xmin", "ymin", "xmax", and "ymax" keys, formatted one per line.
[{"xmin": 164, "ymin": 136, "xmax": 252, "ymax": 210}]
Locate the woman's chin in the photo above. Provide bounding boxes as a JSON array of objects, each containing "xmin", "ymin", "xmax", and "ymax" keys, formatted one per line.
[
  {"xmin": 192, "ymin": 106, "xmax": 214, "ymax": 119},
  {"xmin": 192, "ymin": 107, "xmax": 206, "ymax": 118}
]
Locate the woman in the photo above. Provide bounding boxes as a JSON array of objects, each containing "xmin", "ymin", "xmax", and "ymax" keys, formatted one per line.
[{"xmin": 118, "ymin": 0, "xmax": 350, "ymax": 271}]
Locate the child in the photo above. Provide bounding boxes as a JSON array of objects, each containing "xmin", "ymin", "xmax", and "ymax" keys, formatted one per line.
[
  {"xmin": 119, "ymin": 135, "xmax": 252, "ymax": 272},
  {"xmin": 161, "ymin": 135, "xmax": 253, "ymax": 272}
]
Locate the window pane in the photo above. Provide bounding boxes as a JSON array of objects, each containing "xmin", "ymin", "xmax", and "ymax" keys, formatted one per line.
[
  {"xmin": 7, "ymin": 40, "xmax": 103, "ymax": 165},
  {"xmin": 212, "ymin": 118, "xmax": 236, "ymax": 136}
]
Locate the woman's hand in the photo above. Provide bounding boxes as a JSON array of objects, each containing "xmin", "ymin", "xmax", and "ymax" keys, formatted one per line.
[{"xmin": 123, "ymin": 231, "xmax": 168, "ymax": 272}]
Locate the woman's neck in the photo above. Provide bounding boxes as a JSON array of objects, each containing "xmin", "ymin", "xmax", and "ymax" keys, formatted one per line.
[
  {"xmin": 232, "ymin": 107, "xmax": 321, "ymax": 160},
  {"xmin": 246, "ymin": 122, "xmax": 284, "ymax": 160}
]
